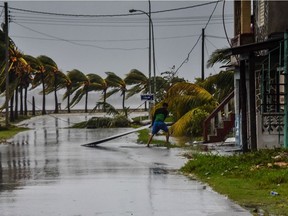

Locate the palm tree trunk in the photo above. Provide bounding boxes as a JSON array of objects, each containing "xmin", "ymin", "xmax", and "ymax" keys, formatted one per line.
[
  {"xmin": 122, "ymin": 90, "xmax": 125, "ymax": 110},
  {"xmin": 103, "ymin": 90, "xmax": 107, "ymax": 112},
  {"xmin": 24, "ymin": 87, "xmax": 28, "ymax": 116},
  {"xmin": 32, "ymin": 96, "xmax": 35, "ymax": 116},
  {"xmin": 15, "ymin": 87, "xmax": 19, "ymax": 120},
  {"xmin": 54, "ymin": 89, "xmax": 58, "ymax": 113},
  {"xmin": 20, "ymin": 85, "xmax": 23, "ymax": 115},
  {"xmin": 10, "ymin": 92, "xmax": 14, "ymax": 122},
  {"xmin": 67, "ymin": 88, "xmax": 71, "ymax": 113},
  {"xmin": 41, "ymin": 74, "xmax": 46, "ymax": 115},
  {"xmin": 54, "ymin": 73, "xmax": 58, "ymax": 113},
  {"xmin": 85, "ymin": 89, "xmax": 88, "ymax": 113}
]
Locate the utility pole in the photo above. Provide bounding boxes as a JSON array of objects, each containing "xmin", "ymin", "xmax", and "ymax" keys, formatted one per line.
[
  {"xmin": 4, "ymin": 2, "xmax": 9, "ymax": 127},
  {"xmin": 284, "ymin": 31, "xmax": 288, "ymax": 148},
  {"xmin": 148, "ymin": 1, "xmax": 151, "ymax": 99},
  {"xmin": 201, "ymin": 28, "xmax": 205, "ymax": 80},
  {"xmin": 149, "ymin": 0, "xmax": 156, "ymax": 103}
]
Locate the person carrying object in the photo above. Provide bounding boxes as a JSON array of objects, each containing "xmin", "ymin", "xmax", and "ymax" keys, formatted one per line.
[{"xmin": 147, "ymin": 102, "xmax": 170, "ymax": 147}]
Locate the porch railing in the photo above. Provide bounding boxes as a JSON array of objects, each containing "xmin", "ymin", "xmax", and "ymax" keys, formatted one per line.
[{"xmin": 203, "ymin": 91, "xmax": 235, "ymax": 143}]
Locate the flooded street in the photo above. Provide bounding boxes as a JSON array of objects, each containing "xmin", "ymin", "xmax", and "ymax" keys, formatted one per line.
[{"xmin": 0, "ymin": 114, "xmax": 251, "ymax": 216}]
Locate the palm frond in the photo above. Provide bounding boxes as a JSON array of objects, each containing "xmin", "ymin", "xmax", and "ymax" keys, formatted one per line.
[
  {"xmin": 92, "ymin": 102, "xmax": 119, "ymax": 116},
  {"xmin": 206, "ymin": 48, "xmax": 230, "ymax": 68},
  {"xmin": 126, "ymin": 85, "xmax": 144, "ymax": 99},
  {"xmin": 67, "ymin": 69, "xmax": 88, "ymax": 82},
  {"xmin": 124, "ymin": 69, "xmax": 148, "ymax": 84},
  {"xmin": 170, "ymin": 109, "xmax": 195, "ymax": 136},
  {"xmin": 70, "ymin": 89, "xmax": 85, "ymax": 107}
]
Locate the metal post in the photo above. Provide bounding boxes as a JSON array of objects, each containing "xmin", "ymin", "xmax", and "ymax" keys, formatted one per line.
[
  {"xmin": 4, "ymin": 2, "xmax": 9, "ymax": 127},
  {"xmin": 284, "ymin": 31, "xmax": 288, "ymax": 148},
  {"xmin": 240, "ymin": 60, "xmax": 248, "ymax": 152},
  {"xmin": 129, "ymin": 8, "xmax": 156, "ymax": 113},
  {"xmin": 249, "ymin": 52, "xmax": 257, "ymax": 150},
  {"xmin": 149, "ymin": 0, "xmax": 156, "ymax": 103},
  {"xmin": 201, "ymin": 28, "xmax": 205, "ymax": 80},
  {"xmin": 151, "ymin": 17, "xmax": 156, "ymax": 102}
]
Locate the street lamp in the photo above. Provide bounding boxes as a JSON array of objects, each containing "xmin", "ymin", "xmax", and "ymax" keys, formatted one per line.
[{"xmin": 129, "ymin": 9, "xmax": 156, "ymax": 104}]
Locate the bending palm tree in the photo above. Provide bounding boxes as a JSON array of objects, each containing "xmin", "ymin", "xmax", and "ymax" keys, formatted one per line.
[
  {"xmin": 68, "ymin": 69, "xmax": 89, "ymax": 112},
  {"xmin": 0, "ymin": 35, "xmax": 28, "ymax": 120},
  {"xmin": 61, "ymin": 71, "xmax": 75, "ymax": 113},
  {"xmin": 18, "ymin": 60, "xmax": 33, "ymax": 116},
  {"xmin": 86, "ymin": 73, "xmax": 109, "ymax": 112},
  {"xmin": 105, "ymin": 71, "xmax": 127, "ymax": 111},
  {"xmin": 195, "ymin": 70, "xmax": 234, "ymax": 102},
  {"xmin": 30, "ymin": 55, "xmax": 55, "ymax": 115},
  {"xmin": 69, "ymin": 70, "xmax": 102, "ymax": 112},
  {"xmin": 38, "ymin": 56, "xmax": 61, "ymax": 113},
  {"xmin": 163, "ymin": 82, "xmax": 217, "ymax": 137},
  {"xmin": 124, "ymin": 69, "xmax": 149, "ymax": 110},
  {"xmin": 45, "ymin": 69, "xmax": 70, "ymax": 113}
]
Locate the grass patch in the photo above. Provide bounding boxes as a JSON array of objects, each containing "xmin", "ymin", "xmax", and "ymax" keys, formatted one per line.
[
  {"xmin": 181, "ymin": 149, "xmax": 288, "ymax": 215},
  {"xmin": 137, "ymin": 126, "xmax": 177, "ymax": 148},
  {"xmin": 0, "ymin": 126, "xmax": 29, "ymax": 142}
]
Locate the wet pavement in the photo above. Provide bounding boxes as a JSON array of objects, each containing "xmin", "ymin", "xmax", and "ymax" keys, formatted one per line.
[{"xmin": 0, "ymin": 114, "xmax": 252, "ymax": 216}]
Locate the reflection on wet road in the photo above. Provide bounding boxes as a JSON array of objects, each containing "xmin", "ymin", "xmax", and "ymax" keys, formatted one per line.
[{"xmin": 0, "ymin": 114, "xmax": 252, "ymax": 216}]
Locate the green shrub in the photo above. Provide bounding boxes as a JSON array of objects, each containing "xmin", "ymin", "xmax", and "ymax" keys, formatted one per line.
[{"xmin": 188, "ymin": 108, "xmax": 209, "ymax": 137}]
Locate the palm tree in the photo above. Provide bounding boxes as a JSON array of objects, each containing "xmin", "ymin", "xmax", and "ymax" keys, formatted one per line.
[
  {"xmin": 68, "ymin": 70, "xmax": 103, "ymax": 112},
  {"xmin": 59, "ymin": 71, "xmax": 74, "ymax": 113},
  {"xmin": 36, "ymin": 56, "xmax": 61, "ymax": 113},
  {"xmin": 29, "ymin": 55, "xmax": 54, "ymax": 115},
  {"xmin": 45, "ymin": 69, "xmax": 70, "ymax": 113},
  {"xmin": 160, "ymin": 49, "xmax": 234, "ymax": 137},
  {"xmin": 161, "ymin": 82, "xmax": 217, "ymax": 137},
  {"xmin": 17, "ymin": 62, "xmax": 33, "ymax": 116},
  {"xmin": 22, "ymin": 55, "xmax": 45, "ymax": 115},
  {"xmin": 124, "ymin": 69, "xmax": 148, "ymax": 95},
  {"xmin": 67, "ymin": 69, "xmax": 88, "ymax": 111},
  {"xmin": 124, "ymin": 69, "xmax": 149, "ymax": 110},
  {"xmin": 195, "ymin": 70, "xmax": 234, "ymax": 102},
  {"xmin": 0, "ymin": 30, "xmax": 28, "ymax": 120},
  {"xmin": 9, "ymin": 52, "xmax": 27, "ymax": 119},
  {"xmin": 105, "ymin": 72, "xmax": 127, "ymax": 111},
  {"xmin": 86, "ymin": 73, "xmax": 109, "ymax": 112},
  {"xmin": 206, "ymin": 48, "xmax": 231, "ymax": 68}
]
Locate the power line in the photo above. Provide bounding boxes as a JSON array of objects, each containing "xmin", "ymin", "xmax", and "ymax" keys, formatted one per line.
[
  {"xmin": 204, "ymin": 39, "xmax": 217, "ymax": 73},
  {"xmin": 206, "ymin": 37, "xmax": 220, "ymax": 49},
  {"xmin": 11, "ymin": 34, "xmax": 201, "ymax": 43},
  {"xmin": 10, "ymin": 13, "xmax": 233, "ymax": 23},
  {"xmin": 9, "ymin": 9, "xmax": 233, "ymax": 27},
  {"xmin": 206, "ymin": 34, "xmax": 231, "ymax": 39},
  {"xmin": 13, "ymin": 21, "xmax": 148, "ymax": 51},
  {"xmin": 11, "ymin": 20, "xmax": 233, "ymax": 28},
  {"xmin": 174, "ymin": 0, "xmax": 220, "ymax": 75},
  {"xmin": 0, "ymin": 7, "xmax": 4, "ymax": 18},
  {"xmin": 5, "ymin": 1, "xmax": 222, "ymax": 17}
]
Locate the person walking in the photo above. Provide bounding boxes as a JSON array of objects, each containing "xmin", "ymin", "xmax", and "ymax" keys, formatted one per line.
[{"xmin": 147, "ymin": 102, "xmax": 170, "ymax": 147}]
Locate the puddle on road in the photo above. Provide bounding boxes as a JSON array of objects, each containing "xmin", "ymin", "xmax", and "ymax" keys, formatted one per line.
[{"xmin": 0, "ymin": 115, "xmax": 252, "ymax": 216}]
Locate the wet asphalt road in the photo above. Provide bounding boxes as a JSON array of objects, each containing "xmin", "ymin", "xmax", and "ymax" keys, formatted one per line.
[{"xmin": 0, "ymin": 114, "xmax": 252, "ymax": 216}]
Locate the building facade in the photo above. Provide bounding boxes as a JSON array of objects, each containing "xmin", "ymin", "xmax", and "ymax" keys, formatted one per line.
[{"xmin": 228, "ymin": 0, "xmax": 288, "ymax": 150}]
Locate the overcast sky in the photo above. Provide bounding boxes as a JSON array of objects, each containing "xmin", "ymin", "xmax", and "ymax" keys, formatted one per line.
[
  {"xmin": 1, "ymin": 0, "xmax": 234, "ymax": 109},
  {"xmin": 4, "ymin": 0, "xmax": 233, "ymax": 79}
]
